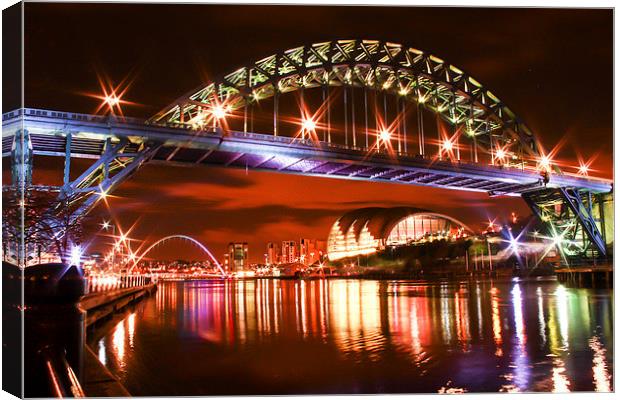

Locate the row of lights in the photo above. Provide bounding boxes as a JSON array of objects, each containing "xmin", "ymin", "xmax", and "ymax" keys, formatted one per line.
[
  {"xmin": 300, "ymin": 113, "xmax": 586, "ymax": 176},
  {"xmin": 101, "ymin": 87, "xmax": 594, "ymax": 177},
  {"xmin": 100, "ymin": 220, "xmax": 138, "ymax": 267}
]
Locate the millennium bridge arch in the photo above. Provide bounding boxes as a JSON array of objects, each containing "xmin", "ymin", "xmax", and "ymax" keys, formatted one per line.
[
  {"xmin": 132, "ymin": 235, "xmax": 226, "ymax": 277},
  {"xmin": 2, "ymin": 39, "xmax": 612, "ymax": 265}
]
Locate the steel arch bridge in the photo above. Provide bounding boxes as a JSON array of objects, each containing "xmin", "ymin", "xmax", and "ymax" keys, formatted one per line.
[
  {"xmin": 2, "ymin": 39, "xmax": 612, "ymax": 264},
  {"xmin": 132, "ymin": 235, "xmax": 226, "ymax": 277},
  {"xmin": 152, "ymin": 39, "xmax": 538, "ymax": 159}
]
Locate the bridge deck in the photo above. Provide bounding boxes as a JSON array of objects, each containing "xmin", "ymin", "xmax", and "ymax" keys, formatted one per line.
[{"xmin": 2, "ymin": 108, "xmax": 612, "ymax": 195}]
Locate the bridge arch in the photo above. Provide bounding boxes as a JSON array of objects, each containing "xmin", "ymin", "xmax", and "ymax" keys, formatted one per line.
[
  {"xmin": 151, "ymin": 39, "xmax": 540, "ymax": 161},
  {"xmin": 133, "ymin": 235, "xmax": 226, "ymax": 277}
]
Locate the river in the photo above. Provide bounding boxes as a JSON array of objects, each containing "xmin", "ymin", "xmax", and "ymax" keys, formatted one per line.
[{"xmin": 88, "ymin": 277, "xmax": 613, "ymax": 395}]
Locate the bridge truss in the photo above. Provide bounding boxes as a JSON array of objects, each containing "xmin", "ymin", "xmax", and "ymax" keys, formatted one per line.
[
  {"xmin": 152, "ymin": 39, "xmax": 539, "ymax": 165},
  {"xmin": 522, "ymin": 188, "xmax": 611, "ymax": 258}
]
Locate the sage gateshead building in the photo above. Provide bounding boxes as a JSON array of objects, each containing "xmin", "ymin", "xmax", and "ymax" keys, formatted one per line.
[{"xmin": 327, "ymin": 207, "xmax": 473, "ymax": 261}]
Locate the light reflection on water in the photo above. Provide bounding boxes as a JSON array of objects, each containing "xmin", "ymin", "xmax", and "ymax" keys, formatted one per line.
[{"xmin": 90, "ymin": 278, "xmax": 613, "ymax": 395}]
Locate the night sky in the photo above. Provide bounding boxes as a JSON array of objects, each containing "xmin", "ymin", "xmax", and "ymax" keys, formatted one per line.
[{"xmin": 20, "ymin": 4, "xmax": 613, "ymax": 262}]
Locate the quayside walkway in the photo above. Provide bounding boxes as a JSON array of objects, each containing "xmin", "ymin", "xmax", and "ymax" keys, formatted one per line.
[{"xmin": 80, "ymin": 278, "xmax": 157, "ymax": 397}]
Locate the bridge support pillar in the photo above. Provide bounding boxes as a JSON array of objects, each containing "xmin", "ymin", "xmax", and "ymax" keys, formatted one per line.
[
  {"xmin": 523, "ymin": 188, "xmax": 611, "ymax": 259},
  {"xmin": 7, "ymin": 129, "xmax": 33, "ymax": 267},
  {"xmin": 11, "ymin": 128, "xmax": 33, "ymax": 187}
]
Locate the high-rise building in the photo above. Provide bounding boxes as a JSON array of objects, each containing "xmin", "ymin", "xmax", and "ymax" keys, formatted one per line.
[
  {"xmin": 299, "ymin": 238, "xmax": 315, "ymax": 265},
  {"xmin": 300, "ymin": 238, "xmax": 328, "ymax": 265},
  {"xmin": 227, "ymin": 242, "xmax": 248, "ymax": 272},
  {"xmin": 267, "ymin": 242, "xmax": 280, "ymax": 265},
  {"xmin": 281, "ymin": 240, "xmax": 297, "ymax": 264},
  {"xmin": 315, "ymin": 239, "xmax": 327, "ymax": 255}
]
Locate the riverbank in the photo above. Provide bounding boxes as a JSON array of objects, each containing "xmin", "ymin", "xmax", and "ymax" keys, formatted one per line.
[
  {"xmin": 83, "ymin": 345, "xmax": 131, "ymax": 397},
  {"xmin": 81, "ymin": 283, "xmax": 157, "ymax": 396},
  {"xmin": 556, "ymin": 265, "xmax": 613, "ymax": 288},
  {"xmin": 159, "ymin": 264, "xmax": 613, "ymax": 288}
]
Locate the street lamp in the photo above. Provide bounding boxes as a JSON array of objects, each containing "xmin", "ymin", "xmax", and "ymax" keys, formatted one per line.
[
  {"xmin": 496, "ymin": 148, "xmax": 506, "ymax": 162},
  {"xmin": 104, "ymin": 94, "xmax": 120, "ymax": 107},
  {"xmin": 212, "ymin": 105, "xmax": 228, "ymax": 120},
  {"xmin": 301, "ymin": 117, "xmax": 316, "ymax": 140},
  {"xmin": 101, "ymin": 220, "xmax": 116, "ymax": 270},
  {"xmin": 302, "ymin": 118, "xmax": 316, "ymax": 132},
  {"xmin": 538, "ymin": 154, "xmax": 552, "ymax": 171},
  {"xmin": 379, "ymin": 129, "xmax": 392, "ymax": 142}
]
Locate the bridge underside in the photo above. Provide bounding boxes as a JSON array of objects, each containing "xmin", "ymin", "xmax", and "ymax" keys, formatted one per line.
[{"xmin": 2, "ymin": 108, "xmax": 612, "ymax": 263}]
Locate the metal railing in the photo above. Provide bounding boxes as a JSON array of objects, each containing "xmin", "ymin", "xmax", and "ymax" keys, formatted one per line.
[
  {"xmin": 42, "ymin": 347, "xmax": 85, "ymax": 398},
  {"xmin": 85, "ymin": 274, "xmax": 153, "ymax": 294},
  {"xmin": 2, "ymin": 107, "xmax": 147, "ymax": 126}
]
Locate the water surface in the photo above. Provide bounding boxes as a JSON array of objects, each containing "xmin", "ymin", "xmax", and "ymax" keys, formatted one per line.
[{"xmin": 89, "ymin": 278, "xmax": 613, "ymax": 395}]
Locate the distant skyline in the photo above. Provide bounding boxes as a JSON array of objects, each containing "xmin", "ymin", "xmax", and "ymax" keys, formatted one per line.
[{"xmin": 21, "ymin": 4, "xmax": 613, "ymax": 262}]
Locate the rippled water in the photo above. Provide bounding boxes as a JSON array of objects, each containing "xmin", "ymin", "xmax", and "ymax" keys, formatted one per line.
[{"xmin": 89, "ymin": 278, "xmax": 613, "ymax": 395}]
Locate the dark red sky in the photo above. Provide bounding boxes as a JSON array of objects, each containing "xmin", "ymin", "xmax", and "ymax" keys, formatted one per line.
[{"xmin": 19, "ymin": 4, "xmax": 613, "ymax": 262}]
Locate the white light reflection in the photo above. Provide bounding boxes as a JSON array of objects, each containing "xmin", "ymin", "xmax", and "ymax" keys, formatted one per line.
[
  {"xmin": 294, "ymin": 281, "xmax": 300, "ymax": 333},
  {"xmin": 589, "ymin": 336, "xmax": 611, "ymax": 392},
  {"xmin": 330, "ymin": 280, "xmax": 382, "ymax": 357},
  {"xmin": 476, "ymin": 285, "xmax": 483, "ymax": 340},
  {"xmin": 409, "ymin": 298, "xmax": 422, "ymax": 355},
  {"xmin": 511, "ymin": 284, "xmax": 526, "ymax": 345},
  {"xmin": 277, "ymin": 281, "xmax": 283, "ymax": 334},
  {"xmin": 97, "ymin": 339, "xmax": 107, "ymax": 365},
  {"xmin": 555, "ymin": 285, "xmax": 569, "ymax": 349},
  {"xmin": 127, "ymin": 313, "xmax": 136, "ymax": 349},
  {"xmin": 454, "ymin": 290, "xmax": 470, "ymax": 348},
  {"xmin": 112, "ymin": 320, "xmax": 126, "ymax": 368},
  {"xmin": 552, "ymin": 357, "xmax": 571, "ymax": 392},
  {"xmin": 237, "ymin": 280, "xmax": 247, "ymax": 343},
  {"xmin": 510, "ymin": 283, "xmax": 530, "ymax": 391},
  {"xmin": 319, "ymin": 279, "xmax": 327, "ymax": 339},
  {"xmin": 300, "ymin": 279, "xmax": 308, "ymax": 336},
  {"xmin": 536, "ymin": 287, "xmax": 546, "ymax": 345},
  {"xmin": 491, "ymin": 287, "xmax": 502, "ymax": 354},
  {"xmin": 272, "ymin": 279, "xmax": 280, "ymax": 335},
  {"xmin": 440, "ymin": 285, "xmax": 453, "ymax": 343}
]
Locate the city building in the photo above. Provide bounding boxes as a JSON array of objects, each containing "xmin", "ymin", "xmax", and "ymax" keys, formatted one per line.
[
  {"xmin": 299, "ymin": 238, "xmax": 327, "ymax": 265},
  {"xmin": 266, "ymin": 242, "xmax": 280, "ymax": 265},
  {"xmin": 327, "ymin": 207, "xmax": 473, "ymax": 260},
  {"xmin": 227, "ymin": 242, "xmax": 249, "ymax": 272},
  {"xmin": 281, "ymin": 240, "xmax": 297, "ymax": 264}
]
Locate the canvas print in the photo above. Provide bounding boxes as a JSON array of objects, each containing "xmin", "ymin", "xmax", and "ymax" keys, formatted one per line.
[{"xmin": 1, "ymin": 2, "xmax": 614, "ymax": 397}]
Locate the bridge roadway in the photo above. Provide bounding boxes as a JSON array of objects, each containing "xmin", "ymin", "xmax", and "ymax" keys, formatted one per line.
[{"xmin": 2, "ymin": 108, "xmax": 612, "ymax": 195}]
